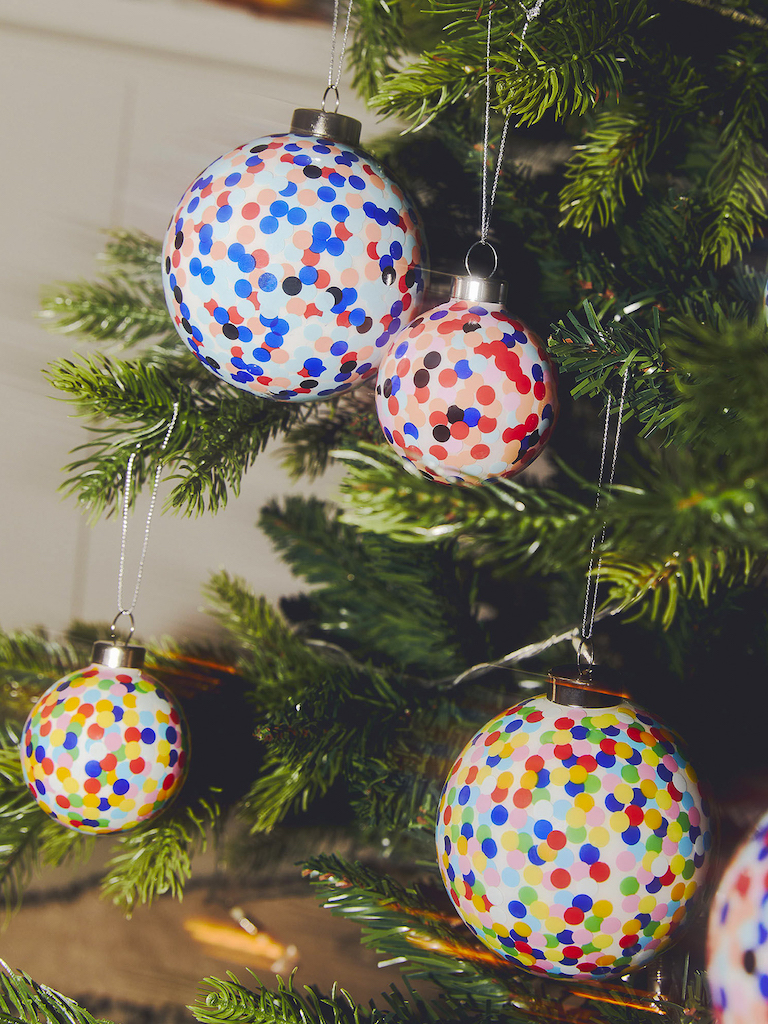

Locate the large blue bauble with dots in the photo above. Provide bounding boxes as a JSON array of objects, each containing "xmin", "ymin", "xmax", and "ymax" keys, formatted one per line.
[{"xmin": 162, "ymin": 131, "xmax": 425, "ymax": 402}]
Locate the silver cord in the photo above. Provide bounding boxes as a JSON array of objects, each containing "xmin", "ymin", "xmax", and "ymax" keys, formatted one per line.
[
  {"xmin": 115, "ymin": 402, "xmax": 180, "ymax": 631},
  {"xmin": 327, "ymin": 0, "xmax": 354, "ymax": 92},
  {"xmin": 580, "ymin": 369, "xmax": 630, "ymax": 647}
]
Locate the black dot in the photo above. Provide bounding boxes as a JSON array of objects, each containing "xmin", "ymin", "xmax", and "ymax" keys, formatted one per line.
[
  {"xmin": 432, "ymin": 424, "xmax": 450, "ymax": 442},
  {"xmin": 744, "ymin": 950, "xmax": 756, "ymax": 974},
  {"xmin": 447, "ymin": 405, "xmax": 464, "ymax": 423},
  {"xmin": 463, "ymin": 322, "xmax": 481, "ymax": 332},
  {"xmin": 382, "ymin": 267, "xmax": 396, "ymax": 286},
  {"xmin": 413, "ymin": 369, "xmax": 430, "ymax": 388},
  {"xmin": 424, "ymin": 351, "xmax": 441, "ymax": 369},
  {"xmin": 327, "ymin": 286, "xmax": 343, "ymax": 304},
  {"xmin": 340, "ymin": 359, "xmax": 357, "ymax": 373},
  {"xmin": 250, "ymin": 144, "xmax": 269, "ymax": 153},
  {"xmin": 173, "ymin": 285, "xmax": 183, "ymax": 303},
  {"xmin": 410, "ymin": 316, "xmax": 423, "ymax": 329},
  {"xmin": 376, "ymin": 385, "xmax": 382, "ymax": 395},
  {"xmin": 282, "ymin": 277, "xmax": 302, "ymax": 295},
  {"xmin": 357, "ymin": 317, "xmax": 373, "ymax": 334},
  {"xmin": 180, "ymin": 317, "xmax": 192, "ymax": 334},
  {"xmin": 383, "ymin": 378, "xmax": 392, "ymax": 398},
  {"xmin": 405, "ymin": 269, "xmax": 416, "ymax": 287},
  {"xmin": 419, "ymin": 470, "xmax": 434, "ymax": 481},
  {"xmin": 302, "ymin": 380, "xmax": 318, "ymax": 388},
  {"xmin": 303, "ymin": 165, "xmax": 323, "ymax": 178},
  {"xmin": 222, "ymin": 324, "xmax": 239, "ymax": 340},
  {"xmin": 205, "ymin": 356, "xmax": 220, "ymax": 369},
  {"xmin": 165, "ymin": 256, "xmax": 171, "ymax": 273},
  {"xmin": 174, "ymin": 231, "xmax": 184, "ymax": 250}
]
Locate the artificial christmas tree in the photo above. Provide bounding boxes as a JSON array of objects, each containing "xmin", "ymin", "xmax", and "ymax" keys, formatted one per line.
[{"xmin": 3, "ymin": 0, "xmax": 768, "ymax": 1021}]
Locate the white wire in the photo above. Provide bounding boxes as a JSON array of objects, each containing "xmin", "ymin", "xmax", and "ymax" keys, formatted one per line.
[
  {"xmin": 116, "ymin": 402, "xmax": 180, "ymax": 619},
  {"xmin": 328, "ymin": 0, "xmax": 354, "ymax": 91}
]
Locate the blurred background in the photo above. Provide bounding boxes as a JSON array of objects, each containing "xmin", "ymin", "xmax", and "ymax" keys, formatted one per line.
[{"xmin": 0, "ymin": 0, "xmax": 402, "ymax": 1015}]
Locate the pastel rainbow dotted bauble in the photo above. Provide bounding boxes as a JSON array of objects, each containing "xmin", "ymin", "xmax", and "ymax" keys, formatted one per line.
[
  {"xmin": 436, "ymin": 684, "xmax": 711, "ymax": 979},
  {"xmin": 20, "ymin": 644, "xmax": 189, "ymax": 834},
  {"xmin": 375, "ymin": 290, "xmax": 557, "ymax": 484},
  {"xmin": 162, "ymin": 110, "xmax": 425, "ymax": 402},
  {"xmin": 707, "ymin": 810, "xmax": 768, "ymax": 1022}
]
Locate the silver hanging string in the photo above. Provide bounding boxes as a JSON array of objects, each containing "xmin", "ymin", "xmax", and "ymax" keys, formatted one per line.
[
  {"xmin": 476, "ymin": 0, "xmax": 544, "ymax": 251},
  {"xmin": 113, "ymin": 402, "xmax": 180, "ymax": 641},
  {"xmin": 579, "ymin": 369, "xmax": 630, "ymax": 660},
  {"xmin": 324, "ymin": 0, "xmax": 354, "ymax": 110}
]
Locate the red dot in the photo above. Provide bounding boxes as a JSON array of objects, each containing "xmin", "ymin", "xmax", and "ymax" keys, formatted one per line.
[
  {"xmin": 578, "ymin": 962, "xmax": 597, "ymax": 973},
  {"xmin": 477, "ymin": 416, "xmax": 496, "ymax": 434},
  {"xmin": 56, "ymin": 796, "xmax": 71, "ymax": 809},
  {"xmin": 125, "ymin": 727, "xmax": 141, "ymax": 742},
  {"xmin": 660, "ymin": 867, "xmax": 676, "ymax": 886},
  {"xmin": 79, "ymin": 704, "xmax": 94, "ymax": 718},
  {"xmin": 396, "ymin": 358, "xmax": 411, "ymax": 376},
  {"xmin": 451, "ymin": 421, "xmax": 469, "ymax": 439},
  {"xmin": 466, "ymin": 766, "xmax": 478, "ymax": 782},
  {"xmin": 41, "ymin": 758, "xmax": 54, "ymax": 775},
  {"xmin": 429, "ymin": 410, "xmax": 448, "ymax": 426},
  {"xmin": 388, "ymin": 396, "xmax": 399, "ymax": 416},
  {"xmin": 470, "ymin": 444, "xmax": 490, "ymax": 459},
  {"xmin": 563, "ymin": 945, "xmax": 583, "ymax": 958},
  {"xmin": 626, "ymin": 805, "xmax": 644, "ymax": 826},
  {"xmin": 443, "ymin": 806, "xmax": 452, "ymax": 824},
  {"xmin": 533, "ymin": 381, "xmax": 546, "ymax": 400},
  {"xmin": 429, "ymin": 445, "xmax": 447, "ymax": 460},
  {"xmin": 84, "ymin": 778, "xmax": 101, "ymax": 794},
  {"xmin": 513, "ymin": 789, "xmax": 532, "ymax": 808},
  {"xmin": 555, "ymin": 717, "xmax": 574, "ymax": 729},
  {"xmin": 101, "ymin": 754, "xmax": 117, "ymax": 771},
  {"xmin": 87, "ymin": 724, "xmax": 104, "ymax": 740},
  {"xmin": 162, "ymin": 774, "xmax": 175, "ymax": 791},
  {"xmin": 438, "ymin": 369, "xmax": 458, "ymax": 387},
  {"xmin": 476, "ymin": 385, "xmax": 496, "ymax": 406},
  {"xmin": 130, "ymin": 758, "xmax": 146, "ymax": 774},
  {"xmin": 525, "ymin": 413, "xmax": 539, "ymax": 431},
  {"xmin": 564, "ymin": 907, "xmax": 584, "ymax": 925},
  {"xmin": 620, "ymin": 934, "xmax": 638, "ymax": 948},
  {"xmin": 116, "ymin": 674, "xmax": 132, "ymax": 684},
  {"xmin": 491, "ymin": 787, "xmax": 508, "ymax": 803},
  {"xmin": 547, "ymin": 830, "xmax": 567, "ymax": 850},
  {"xmin": 81, "ymin": 669, "xmax": 99, "ymax": 678},
  {"xmin": 590, "ymin": 862, "xmax": 611, "ymax": 882},
  {"xmin": 668, "ymin": 782, "xmax": 683, "ymax": 801},
  {"xmin": 527, "ymin": 710, "xmax": 544, "ymax": 723},
  {"xmin": 551, "ymin": 869, "xmax": 571, "ymax": 889},
  {"xmin": 554, "ymin": 743, "xmax": 573, "ymax": 760},
  {"xmin": 242, "ymin": 203, "xmax": 260, "ymax": 219},
  {"xmin": 40, "ymin": 721, "xmax": 52, "ymax": 736},
  {"xmin": 525, "ymin": 755, "xmax": 545, "ymax": 771},
  {"xmin": 578, "ymin": 755, "xmax": 597, "ymax": 771},
  {"xmin": 216, "ymin": 190, "xmax": 231, "ymax": 208}
]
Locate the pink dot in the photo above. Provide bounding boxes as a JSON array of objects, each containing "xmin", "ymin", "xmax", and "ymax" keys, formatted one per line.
[
  {"xmin": 616, "ymin": 850, "xmax": 636, "ymax": 871},
  {"xmin": 105, "ymin": 733, "xmax": 122, "ymax": 751},
  {"xmin": 603, "ymin": 917, "xmax": 621, "ymax": 933}
]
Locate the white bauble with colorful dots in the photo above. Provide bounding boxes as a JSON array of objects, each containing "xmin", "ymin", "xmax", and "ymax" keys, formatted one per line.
[
  {"xmin": 436, "ymin": 681, "xmax": 711, "ymax": 979},
  {"xmin": 20, "ymin": 644, "xmax": 189, "ymax": 834},
  {"xmin": 163, "ymin": 110, "xmax": 425, "ymax": 402},
  {"xmin": 707, "ymin": 811, "xmax": 768, "ymax": 1023}
]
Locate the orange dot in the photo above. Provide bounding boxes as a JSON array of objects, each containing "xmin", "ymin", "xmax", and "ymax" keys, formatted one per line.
[
  {"xmin": 84, "ymin": 778, "xmax": 101, "ymax": 794},
  {"xmin": 470, "ymin": 444, "xmax": 490, "ymax": 459},
  {"xmin": 439, "ymin": 369, "xmax": 458, "ymax": 387},
  {"xmin": 476, "ymin": 385, "xmax": 496, "ymax": 405},
  {"xmin": 429, "ymin": 445, "xmax": 448, "ymax": 460},
  {"xmin": 451, "ymin": 422, "xmax": 469, "ymax": 439},
  {"xmin": 242, "ymin": 203, "xmax": 260, "ymax": 219}
]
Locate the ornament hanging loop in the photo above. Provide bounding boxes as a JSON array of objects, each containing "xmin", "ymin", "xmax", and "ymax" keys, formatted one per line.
[
  {"xmin": 464, "ymin": 239, "xmax": 499, "ymax": 279},
  {"xmin": 321, "ymin": 85, "xmax": 340, "ymax": 114},
  {"xmin": 110, "ymin": 610, "xmax": 136, "ymax": 645},
  {"xmin": 577, "ymin": 637, "xmax": 594, "ymax": 668}
]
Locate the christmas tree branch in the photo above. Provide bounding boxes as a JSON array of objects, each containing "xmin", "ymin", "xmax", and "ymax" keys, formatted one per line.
[{"xmin": 0, "ymin": 960, "xmax": 107, "ymax": 1024}]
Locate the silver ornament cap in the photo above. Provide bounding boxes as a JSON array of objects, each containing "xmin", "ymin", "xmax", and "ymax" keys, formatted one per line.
[
  {"xmin": 290, "ymin": 107, "xmax": 362, "ymax": 147},
  {"xmin": 91, "ymin": 641, "xmax": 146, "ymax": 670},
  {"xmin": 547, "ymin": 663, "xmax": 625, "ymax": 708},
  {"xmin": 450, "ymin": 275, "xmax": 507, "ymax": 304}
]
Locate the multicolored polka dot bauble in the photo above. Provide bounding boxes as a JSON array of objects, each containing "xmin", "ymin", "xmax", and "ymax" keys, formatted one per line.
[
  {"xmin": 162, "ymin": 108, "xmax": 425, "ymax": 401},
  {"xmin": 436, "ymin": 672, "xmax": 711, "ymax": 979},
  {"xmin": 20, "ymin": 643, "xmax": 189, "ymax": 834},
  {"xmin": 707, "ymin": 810, "xmax": 768, "ymax": 1022},
  {"xmin": 375, "ymin": 277, "xmax": 557, "ymax": 485}
]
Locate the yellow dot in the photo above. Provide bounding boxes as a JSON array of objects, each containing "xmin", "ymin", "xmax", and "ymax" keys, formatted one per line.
[
  {"xmin": 472, "ymin": 894, "xmax": 486, "ymax": 912},
  {"xmin": 510, "ymin": 732, "xmax": 527, "ymax": 748},
  {"xmin": 569, "ymin": 765, "xmax": 588, "ymax": 785},
  {"xmin": 538, "ymin": 844, "xmax": 557, "ymax": 862},
  {"xmin": 545, "ymin": 916, "xmax": 564, "ymax": 934},
  {"xmin": 516, "ymin": 922, "xmax": 532, "ymax": 937},
  {"xmin": 614, "ymin": 742, "xmax": 632, "ymax": 759},
  {"xmin": 125, "ymin": 741, "xmax": 141, "ymax": 759},
  {"xmin": 501, "ymin": 832, "xmax": 518, "ymax": 851},
  {"xmin": 638, "ymin": 895, "xmax": 656, "ymax": 914},
  {"xmin": 642, "ymin": 852, "xmax": 656, "ymax": 872},
  {"xmin": 50, "ymin": 728, "xmax": 65, "ymax": 746},
  {"xmin": 566, "ymin": 807, "xmax": 586, "ymax": 828},
  {"xmin": 488, "ymin": 740, "xmax": 505, "ymax": 757},
  {"xmin": 96, "ymin": 699, "xmax": 112, "ymax": 712},
  {"xmin": 493, "ymin": 923, "xmax": 509, "ymax": 938},
  {"xmin": 108, "ymin": 794, "xmax": 122, "ymax": 806},
  {"xmin": 671, "ymin": 882, "xmax": 686, "ymax": 901},
  {"xmin": 622, "ymin": 919, "xmax": 642, "ymax": 935},
  {"xmin": 476, "ymin": 766, "xmax": 493, "ymax": 783},
  {"xmin": 64, "ymin": 777, "xmax": 79, "ymax": 794},
  {"xmin": 614, "ymin": 783, "xmax": 633, "ymax": 804},
  {"xmin": 521, "ymin": 770, "xmax": 537, "ymax": 790},
  {"xmin": 516, "ymin": 952, "xmax": 536, "ymax": 967},
  {"xmin": 158, "ymin": 739, "xmax": 171, "ymax": 756},
  {"xmin": 596, "ymin": 953, "xmax": 616, "ymax": 965},
  {"xmin": 64, "ymin": 696, "xmax": 79, "ymax": 711},
  {"xmin": 524, "ymin": 865, "xmax": 544, "ymax": 885},
  {"xmin": 496, "ymin": 770, "xmax": 514, "ymax": 788},
  {"xmin": 546, "ymin": 948, "xmax": 564, "ymax": 962},
  {"xmin": 655, "ymin": 923, "xmax": 671, "ymax": 939},
  {"xmin": 644, "ymin": 808, "xmax": 662, "ymax": 829},
  {"xmin": 553, "ymin": 729, "xmax": 571, "ymax": 744},
  {"xmin": 642, "ymin": 748, "xmax": 660, "ymax": 766},
  {"xmin": 657, "ymin": 791, "xmax": 673, "ymax": 810},
  {"xmin": 106, "ymin": 770, "xmax": 117, "ymax": 784},
  {"xmin": 123, "ymin": 710, "xmax": 140, "ymax": 726},
  {"xmin": 457, "ymin": 837, "xmax": 468, "ymax": 855},
  {"xmin": 685, "ymin": 881, "xmax": 698, "ymax": 899},
  {"xmin": 594, "ymin": 934, "xmax": 613, "ymax": 950},
  {"xmin": 575, "ymin": 792, "xmax": 594, "ymax": 811},
  {"xmin": 589, "ymin": 826, "xmax": 609, "ymax": 847},
  {"xmin": 121, "ymin": 798, "xmax": 136, "ymax": 811},
  {"xmin": 686, "ymin": 764, "xmax": 698, "ymax": 783},
  {"xmin": 670, "ymin": 854, "xmax": 685, "ymax": 874},
  {"xmin": 83, "ymin": 794, "xmax": 99, "ymax": 808},
  {"xmin": 123, "ymin": 694, "xmax": 137, "ymax": 709},
  {"xmin": 142, "ymin": 778, "xmax": 158, "ymax": 793},
  {"xmin": 55, "ymin": 766, "xmax": 70, "ymax": 781},
  {"xmin": 550, "ymin": 766, "xmax": 569, "ymax": 786},
  {"xmin": 97, "ymin": 711, "xmax": 114, "ymax": 728},
  {"xmin": 610, "ymin": 811, "xmax": 630, "ymax": 832},
  {"xmin": 531, "ymin": 901, "xmax": 549, "ymax": 920},
  {"xmin": 640, "ymin": 779, "xmax": 658, "ymax": 798},
  {"xmin": 667, "ymin": 821, "xmax": 683, "ymax": 842},
  {"xmin": 138, "ymin": 803, "xmax": 155, "ymax": 817},
  {"xmin": 593, "ymin": 900, "xmax": 613, "ymax": 919},
  {"xmin": 472, "ymin": 851, "xmax": 488, "ymax": 872}
]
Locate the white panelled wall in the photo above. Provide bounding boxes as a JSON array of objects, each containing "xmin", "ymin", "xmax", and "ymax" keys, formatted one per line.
[{"xmin": 0, "ymin": 0, "xmax": 378, "ymax": 641}]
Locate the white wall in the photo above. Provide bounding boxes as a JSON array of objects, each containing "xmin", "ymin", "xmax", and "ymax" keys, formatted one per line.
[{"xmin": 0, "ymin": 0, "xmax": 377, "ymax": 642}]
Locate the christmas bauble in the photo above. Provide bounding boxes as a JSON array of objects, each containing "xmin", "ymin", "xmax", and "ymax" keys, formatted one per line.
[
  {"xmin": 162, "ymin": 109, "xmax": 425, "ymax": 401},
  {"xmin": 436, "ymin": 669, "xmax": 711, "ymax": 978},
  {"xmin": 375, "ymin": 278, "xmax": 557, "ymax": 485},
  {"xmin": 707, "ymin": 811, "xmax": 768, "ymax": 1022},
  {"xmin": 20, "ymin": 643, "xmax": 189, "ymax": 833}
]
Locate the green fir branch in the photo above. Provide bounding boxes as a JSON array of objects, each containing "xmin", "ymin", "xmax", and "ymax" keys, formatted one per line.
[
  {"xmin": 349, "ymin": 0, "xmax": 407, "ymax": 101},
  {"xmin": 0, "ymin": 960, "xmax": 107, "ymax": 1024}
]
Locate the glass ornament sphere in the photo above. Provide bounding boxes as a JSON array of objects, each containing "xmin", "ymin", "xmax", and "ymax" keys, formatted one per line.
[
  {"xmin": 375, "ymin": 277, "xmax": 557, "ymax": 485},
  {"xmin": 436, "ymin": 676, "xmax": 711, "ymax": 979},
  {"xmin": 20, "ymin": 644, "xmax": 189, "ymax": 834},
  {"xmin": 162, "ymin": 109, "xmax": 425, "ymax": 402},
  {"xmin": 707, "ymin": 810, "xmax": 768, "ymax": 1023}
]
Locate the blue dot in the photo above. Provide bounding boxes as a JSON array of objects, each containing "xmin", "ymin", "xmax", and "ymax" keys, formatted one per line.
[
  {"xmin": 622, "ymin": 826, "xmax": 641, "ymax": 846},
  {"xmin": 461, "ymin": 822, "xmax": 473, "ymax": 839},
  {"xmin": 63, "ymin": 732, "xmax": 77, "ymax": 750},
  {"xmin": 199, "ymin": 223, "xmax": 213, "ymax": 240},
  {"xmin": 579, "ymin": 844, "xmax": 600, "ymax": 864},
  {"xmin": 299, "ymin": 265, "xmax": 318, "ymax": 284},
  {"xmin": 349, "ymin": 307, "xmax": 366, "ymax": 326},
  {"xmin": 270, "ymin": 200, "xmax": 289, "ymax": 218},
  {"xmin": 304, "ymin": 357, "xmax": 325, "ymax": 376},
  {"xmin": 227, "ymin": 243, "xmax": 245, "ymax": 262},
  {"xmin": 35, "ymin": 780, "xmax": 45, "ymax": 795},
  {"xmin": 491, "ymin": 805, "xmax": 508, "ymax": 826},
  {"xmin": 166, "ymin": 726, "xmax": 178, "ymax": 743},
  {"xmin": 375, "ymin": 209, "xmax": 389, "ymax": 226},
  {"xmin": 235, "ymin": 279, "xmax": 252, "ymax": 298},
  {"xmin": 390, "ymin": 241, "xmax": 403, "ymax": 259},
  {"xmin": 201, "ymin": 267, "xmax": 215, "ymax": 285},
  {"xmin": 259, "ymin": 273, "xmax": 277, "ymax": 292},
  {"xmin": 395, "ymin": 341, "xmax": 408, "ymax": 358},
  {"xmin": 379, "ymin": 255, "xmax": 394, "ymax": 269},
  {"xmin": 332, "ymin": 204, "xmax": 349, "ymax": 221},
  {"xmin": 326, "ymin": 238, "xmax": 344, "ymax": 256},
  {"xmin": 330, "ymin": 341, "xmax": 348, "ymax": 356},
  {"xmin": 293, "ymin": 153, "xmax": 311, "ymax": 165},
  {"xmin": 238, "ymin": 255, "xmax": 256, "ymax": 274},
  {"xmin": 532, "ymin": 364, "xmax": 544, "ymax": 382},
  {"xmin": 280, "ymin": 182, "xmax": 298, "ymax": 197},
  {"xmin": 225, "ymin": 172, "xmax": 242, "ymax": 186},
  {"xmin": 349, "ymin": 175, "xmax": 365, "ymax": 190},
  {"xmin": 246, "ymin": 155, "xmax": 263, "ymax": 168},
  {"xmin": 141, "ymin": 728, "xmax": 156, "ymax": 744},
  {"xmin": 99, "ymin": 798, "xmax": 111, "ymax": 811},
  {"xmin": 363, "ymin": 201, "xmax": 378, "ymax": 219},
  {"xmin": 217, "ymin": 205, "xmax": 232, "ymax": 222},
  {"xmin": 260, "ymin": 216, "xmax": 279, "ymax": 234},
  {"xmin": 113, "ymin": 779, "xmax": 130, "ymax": 795},
  {"xmin": 265, "ymin": 332, "xmax": 284, "ymax": 348},
  {"xmin": 169, "ymin": 749, "xmax": 179, "ymax": 767},
  {"xmin": 573, "ymin": 894, "xmax": 592, "ymax": 911},
  {"xmin": 113, "ymin": 705, "xmax": 124, "ymax": 721},
  {"xmin": 403, "ymin": 422, "xmax": 418, "ymax": 439},
  {"xmin": 390, "ymin": 376, "xmax": 400, "ymax": 395},
  {"xmin": 533, "ymin": 819, "xmax": 552, "ymax": 839},
  {"xmin": 272, "ymin": 318, "xmax": 290, "ymax": 335},
  {"xmin": 458, "ymin": 785, "xmax": 470, "ymax": 805},
  {"xmin": 313, "ymin": 144, "xmax": 331, "ymax": 154},
  {"xmin": 317, "ymin": 186, "xmax": 336, "ymax": 202},
  {"xmin": 287, "ymin": 208, "xmax": 307, "ymax": 225},
  {"xmin": 285, "ymin": 143, "xmax": 301, "ymax": 152},
  {"xmin": 213, "ymin": 307, "xmax": 229, "ymax": 324},
  {"xmin": 482, "ymin": 838, "xmax": 497, "ymax": 858},
  {"xmin": 189, "ymin": 258, "xmax": 202, "ymax": 276},
  {"xmin": 239, "ymin": 326, "xmax": 253, "ymax": 343},
  {"xmin": 463, "ymin": 407, "xmax": 481, "ymax": 427},
  {"xmin": 509, "ymin": 901, "xmax": 527, "ymax": 918},
  {"xmin": 387, "ymin": 208, "xmax": 399, "ymax": 225},
  {"xmin": 85, "ymin": 760, "xmax": 101, "ymax": 778},
  {"xmin": 179, "ymin": 303, "xmax": 190, "ymax": 319},
  {"xmin": 187, "ymin": 197, "xmax": 199, "ymax": 213},
  {"xmin": 536, "ymin": 768, "xmax": 550, "ymax": 788},
  {"xmin": 455, "ymin": 360, "xmax": 473, "ymax": 380},
  {"xmin": 313, "ymin": 222, "xmax": 332, "ymax": 241}
]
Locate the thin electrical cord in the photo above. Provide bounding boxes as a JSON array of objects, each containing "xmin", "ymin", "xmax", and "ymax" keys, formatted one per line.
[
  {"xmin": 115, "ymin": 402, "xmax": 180, "ymax": 630},
  {"xmin": 327, "ymin": 0, "xmax": 354, "ymax": 92},
  {"xmin": 580, "ymin": 369, "xmax": 630, "ymax": 648}
]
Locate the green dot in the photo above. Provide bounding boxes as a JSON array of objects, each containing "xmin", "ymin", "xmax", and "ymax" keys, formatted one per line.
[
  {"xmin": 540, "ymin": 730, "xmax": 555, "ymax": 743},
  {"xmin": 69, "ymin": 795, "xmax": 83, "ymax": 808},
  {"xmin": 532, "ymin": 789, "xmax": 551, "ymax": 804},
  {"xmin": 519, "ymin": 886, "xmax": 538, "ymax": 905},
  {"xmin": 621, "ymin": 765, "xmax": 639, "ymax": 783},
  {"xmin": 587, "ymin": 729, "xmax": 604, "ymax": 743},
  {"xmin": 678, "ymin": 812, "xmax": 690, "ymax": 831},
  {"xmin": 446, "ymin": 787, "xmax": 456, "ymax": 804},
  {"xmin": 653, "ymin": 743, "xmax": 667, "ymax": 757},
  {"xmin": 683, "ymin": 860, "xmax": 695, "ymax": 879},
  {"xmin": 476, "ymin": 824, "xmax": 492, "ymax": 842},
  {"xmin": 462, "ymin": 808, "xmax": 474, "ymax": 823},
  {"xmin": 517, "ymin": 833, "xmax": 533, "ymax": 852},
  {"xmin": 643, "ymin": 921, "xmax": 659, "ymax": 937},
  {"xmin": 585, "ymin": 916, "xmax": 602, "ymax": 933},
  {"xmin": 646, "ymin": 835, "xmax": 663, "ymax": 853},
  {"xmin": 544, "ymin": 934, "xmax": 559, "ymax": 947},
  {"xmin": 584, "ymin": 775, "xmax": 601, "ymax": 793},
  {"xmin": 581, "ymin": 943, "xmax": 598, "ymax": 954},
  {"xmin": 566, "ymin": 826, "xmax": 587, "ymax": 843},
  {"xmin": 620, "ymin": 877, "xmax": 639, "ymax": 895}
]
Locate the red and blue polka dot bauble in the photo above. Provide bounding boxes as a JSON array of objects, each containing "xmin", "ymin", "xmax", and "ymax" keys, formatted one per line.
[
  {"xmin": 375, "ymin": 280, "xmax": 557, "ymax": 485},
  {"xmin": 163, "ymin": 110, "xmax": 425, "ymax": 401},
  {"xmin": 436, "ymin": 678, "xmax": 711, "ymax": 978},
  {"xmin": 20, "ymin": 644, "xmax": 189, "ymax": 834},
  {"xmin": 707, "ymin": 810, "xmax": 768, "ymax": 1022}
]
